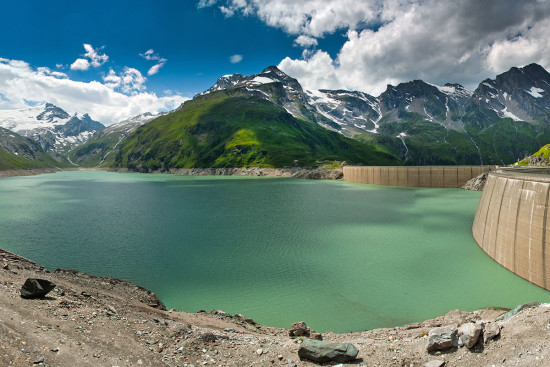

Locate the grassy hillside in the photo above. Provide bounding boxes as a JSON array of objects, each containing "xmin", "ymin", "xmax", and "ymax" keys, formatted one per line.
[
  {"xmin": 0, "ymin": 128, "xmax": 62, "ymax": 170},
  {"xmin": 516, "ymin": 143, "xmax": 550, "ymax": 166},
  {"xmin": 68, "ymin": 133, "xmax": 122, "ymax": 167},
  {"xmin": 114, "ymin": 94, "xmax": 400, "ymax": 171}
]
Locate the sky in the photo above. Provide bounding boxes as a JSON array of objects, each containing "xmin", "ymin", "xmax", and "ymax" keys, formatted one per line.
[{"xmin": 1, "ymin": 0, "xmax": 550, "ymax": 125}]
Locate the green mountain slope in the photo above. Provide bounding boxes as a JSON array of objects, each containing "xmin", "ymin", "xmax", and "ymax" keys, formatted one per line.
[
  {"xmin": 0, "ymin": 127, "xmax": 61, "ymax": 170},
  {"xmin": 114, "ymin": 94, "xmax": 400, "ymax": 171},
  {"xmin": 516, "ymin": 143, "xmax": 550, "ymax": 166}
]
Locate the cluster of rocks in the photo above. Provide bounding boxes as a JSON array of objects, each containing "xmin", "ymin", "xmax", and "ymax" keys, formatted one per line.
[
  {"xmin": 427, "ymin": 321, "xmax": 500, "ymax": 353},
  {"xmin": 461, "ymin": 171, "xmax": 489, "ymax": 191},
  {"xmin": 528, "ymin": 155, "xmax": 550, "ymax": 166}
]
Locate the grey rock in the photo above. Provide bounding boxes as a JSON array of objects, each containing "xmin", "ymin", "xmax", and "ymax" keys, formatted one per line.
[
  {"xmin": 298, "ymin": 338, "xmax": 359, "ymax": 363},
  {"xmin": 287, "ymin": 359, "xmax": 297, "ymax": 367},
  {"xmin": 20, "ymin": 278, "xmax": 56, "ymax": 299},
  {"xmin": 427, "ymin": 325, "xmax": 458, "ymax": 352},
  {"xmin": 458, "ymin": 323, "xmax": 482, "ymax": 349},
  {"xmin": 483, "ymin": 322, "xmax": 500, "ymax": 343},
  {"xmin": 496, "ymin": 302, "xmax": 541, "ymax": 321},
  {"xmin": 289, "ymin": 321, "xmax": 311, "ymax": 337}
]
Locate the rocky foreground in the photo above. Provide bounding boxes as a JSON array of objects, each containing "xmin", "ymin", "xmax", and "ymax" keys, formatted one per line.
[{"xmin": 2, "ymin": 249, "xmax": 550, "ymax": 366}]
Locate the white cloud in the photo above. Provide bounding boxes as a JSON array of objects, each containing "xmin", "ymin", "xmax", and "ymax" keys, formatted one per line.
[
  {"xmin": 294, "ymin": 35, "xmax": 318, "ymax": 48},
  {"xmin": 83, "ymin": 43, "xmax": 109, "ymax": 67},
  {"xmin": 71, "ymin": 44, "xmax": 108, "ymax": 71},
  {"xmin": 147, "ymin": 63, "xmax": 164, "ymax": 76},
  {"xmin": 70, "ymin": 58, "xmax": 90, "ymax": 71},
  {"xmin": 205, "ymin": 0, "xmax": 550, "ymax": 95},
  {"xmin": 140, "ymin": 49, "xmax": 167, "ymax": 76},
  {"xmin": 229, "ymin": 54, "xmax": 243, "ymax": 63},
  {"xmin": 0, "ymin": 58, "xmax": 187, "ymax": 125}
]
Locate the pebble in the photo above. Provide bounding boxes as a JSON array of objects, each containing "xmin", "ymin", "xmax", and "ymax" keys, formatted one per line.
[
  {"xmin": 33, "ymin": 356, "xmax": 44, "ymax": 364},
  {"xmin": 256, "ymin": 348, "xmax": 263, "ymax": 355}
]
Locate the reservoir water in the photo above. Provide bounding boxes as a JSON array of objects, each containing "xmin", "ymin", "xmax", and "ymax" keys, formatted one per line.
[{"xmin": 0, "ymin": 170, "xmax": 548, "ymax": 332}]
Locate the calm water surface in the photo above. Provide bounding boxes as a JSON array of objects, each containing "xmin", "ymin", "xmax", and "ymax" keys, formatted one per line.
[{"xmin": 0, "ymin": 170, "xmax": 548, "ymax": 332}]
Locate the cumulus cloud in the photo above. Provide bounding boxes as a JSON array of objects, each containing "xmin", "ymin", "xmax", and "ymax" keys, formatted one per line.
[
  {"xmin": 0, "ymin": 58, "xmax": 187, "ymax": 125},
  {"xmin": 70, "ymin": 58, "xmax": 90, "ymax": 71},
  {"xmin": 140, "ymin": 49, "xmax": 167, "ymax": 76},
  {"xmin": 229, "ymin": 54, "xmax": 243, "ymax": 63},
  {"xmin": 294, "ymin": 35, "xmax": 318, "ymax": 48},
  {"xmin": 71, "ymin": 44, "xmax": 108, "ymax": 71},
  {"xmin": 203, "ymin": 0, "xmax": 550, "ymax": 95}
]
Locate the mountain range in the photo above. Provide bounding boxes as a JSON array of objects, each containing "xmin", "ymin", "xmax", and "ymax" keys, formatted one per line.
[
  {"xmin": 0, "ymin": 103, "xmax": 105, "ymax": 160},
  {"xmin": 1, "ymin": 63, "xmax": 550, "ymax": 170}
]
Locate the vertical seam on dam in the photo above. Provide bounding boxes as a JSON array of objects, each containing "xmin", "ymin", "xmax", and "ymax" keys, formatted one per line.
[
  {"xmin": 543, "ymin": 186, "xmax": 550, "ymax": 288},
  {"xmin": 481, "ymin": 177, "xmax": 498, "ymax": 249},
  {"xmin": 512, "ymin": 180, "xmax": 525, "ymax": 273},
  {"xmin": 492, "ymin": 179, "xmax": 508, "ymax": 257}
]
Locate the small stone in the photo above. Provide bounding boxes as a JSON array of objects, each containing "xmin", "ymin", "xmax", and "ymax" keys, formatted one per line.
[
  {"xmin": 289, "ymin": 321, "xmax": 311, "ymax": 337},
  {"xmin": 256, "ymin": 348, "xmax": 263, "ymax": 355},
  {"xmin": 33, "ymin": 356, "xmax": 44, "ymax": 364},
  {"xmin": 277, "ymin": 355, "xmax": 283, "ymax": 360},
  {"xmin": 108, "ymin": 305, "xmax": 117, "ymax": 314},
  {"xmin": 50, "ymin": 347, "xmax": 59, "ymax": 352},
  {"xmin": 483, "ymin": 322, "xmax": 500, "ymax": 343},
  {"xmin": 311, "ymin": 333, "xmax": 323, "ymax": 340},
  {"xmin": 224, "ymin": 328, "xmax": 235, "ymax": 333},
  {"xmin": 287, "ymin": 359, "xmax": 297, "ymax": 367},
  {"xmin": 424, "ymin": 360, "xmax": 445, "ymax": 367}
]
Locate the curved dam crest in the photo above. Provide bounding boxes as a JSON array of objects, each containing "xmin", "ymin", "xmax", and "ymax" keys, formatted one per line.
[
  {"xmin": 472, "ymin": 168, "xmax": 550, "ymax": 291},
  {"xmin": 343, "ymin": 166, "xmax": 494, "ymax": 188}
]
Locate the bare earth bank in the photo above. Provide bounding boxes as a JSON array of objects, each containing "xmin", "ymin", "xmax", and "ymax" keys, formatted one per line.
[{"xmin": 1, "ymin": 249, "xmax": 549, "ymax": 366}]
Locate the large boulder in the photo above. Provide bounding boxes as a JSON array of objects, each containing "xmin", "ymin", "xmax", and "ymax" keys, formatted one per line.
[
  {"xmin": 427, "ymin": 325, "xmax": 458, "ymax": 352},
  {"xmin": 298, "ymin": 339, "xmax": 359, "ymax": 363},
  {"xmin": 458, "ymin": 323, "xmax": 482, "ymax": 349},
  {"xmin": 20, "ymin": 278, "xmax": 56, "ymax": 299}
]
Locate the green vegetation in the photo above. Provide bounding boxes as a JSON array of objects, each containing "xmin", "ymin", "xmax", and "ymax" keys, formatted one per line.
[
  {"xmin": 68, "ymin": 133, "xmax": 123, "ymax": 167},
  {"xmin": 516, "ymin": 143, "xmax": 550, "ymax": 166},
  {"xmin": 114, "ymin": 94, "xmax": 400, "ymax": 171},
  {"xmin": 0, "ymin": 146, "xmax": 59, "ymax": 170}
]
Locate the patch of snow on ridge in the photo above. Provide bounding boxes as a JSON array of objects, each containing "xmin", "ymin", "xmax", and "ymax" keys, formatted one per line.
[
  {"xmin": 501, "ymin": 107, "xmax": 522, "ymax": 121},
  {"xmin": 397, "ymin": 132, "xmax": 407, "ymax": 138},
  {"xmin": 249, "ymin": 76, "xmax": 276, "ymax": 85},
  {"xmin": 526, "ymin": 87, "xmax": 544, "ymax": 98}
]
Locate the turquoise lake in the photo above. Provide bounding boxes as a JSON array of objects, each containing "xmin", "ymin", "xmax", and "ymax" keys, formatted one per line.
[{"xmin": 0, "ymin": 170, "xmax": 548, "ymax": 332}]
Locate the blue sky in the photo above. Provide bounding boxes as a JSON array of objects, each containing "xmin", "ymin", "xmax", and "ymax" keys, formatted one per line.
[{"xmin": 1, "ymin": 0, "xmax": 549, "ymax": 124}]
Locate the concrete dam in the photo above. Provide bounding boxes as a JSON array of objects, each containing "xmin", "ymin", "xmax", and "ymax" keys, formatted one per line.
[
  {"xmin": 343, "ymin": 165, "xmax": 494, "ymax": 188},
  {"xmin": 472, "ymin": 168, "xmax": 550, "ymax": 291}
]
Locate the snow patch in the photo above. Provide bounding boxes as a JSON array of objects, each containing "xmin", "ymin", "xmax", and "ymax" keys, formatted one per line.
[
  {"xmin": 501, "ymin": 107, "xmax": 522, "ymax": 121},
  {"xmin": 526, "ymin": 87, "xmax": 544, "ymax": 98}
]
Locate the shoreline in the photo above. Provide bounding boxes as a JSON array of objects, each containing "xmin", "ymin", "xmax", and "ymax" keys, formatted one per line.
[
  {"xmin": 2, "ymin": 247, "xmax": 549, "ymax": 366},
  {"xmin": 0, "ymin": 167, "xmax": 61, "ymax": 178}
]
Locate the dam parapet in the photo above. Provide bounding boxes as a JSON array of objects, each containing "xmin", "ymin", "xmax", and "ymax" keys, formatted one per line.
[
  {"xmin": 472, "ymin": 167, "xmax": 550, "ymax": 291},
  {"xmin": 343, "ymin": 165, "xmax": 495, "ymax": 188}
]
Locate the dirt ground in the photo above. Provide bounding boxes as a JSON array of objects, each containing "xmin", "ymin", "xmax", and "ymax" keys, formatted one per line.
[{"xmin": 1, "ymin": 248, "xmax": 550, "ymax": 367}]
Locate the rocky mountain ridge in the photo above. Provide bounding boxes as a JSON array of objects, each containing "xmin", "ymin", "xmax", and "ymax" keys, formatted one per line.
[
  {"xmin": 201, "ymin": 64, "xmax": 550, "ymax": 165},
  {"xmin": 0, "ymin": 103, "xmax": 105, "ymax": 157}
]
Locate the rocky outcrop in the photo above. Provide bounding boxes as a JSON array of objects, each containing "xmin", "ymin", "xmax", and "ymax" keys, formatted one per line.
[
  {"xmin": 152, "ymin": 167, "xmax": 344, "ymax": 179},
  {"xmin": 461, "ymin": 171, "xmax": 489, "ymax": 190},
  {"xmin": 297, "ymin": 339, "xmax": 359, "ymax": 363}
]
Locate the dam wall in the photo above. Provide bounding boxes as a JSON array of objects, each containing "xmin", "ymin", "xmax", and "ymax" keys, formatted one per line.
[
  {"xmin": 472, "ymin": 168, "xmax": 550, "ymax": 291},
  {"xmin": 343, "ymin": 166, "xmax": 494, "ymax": 188}
]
